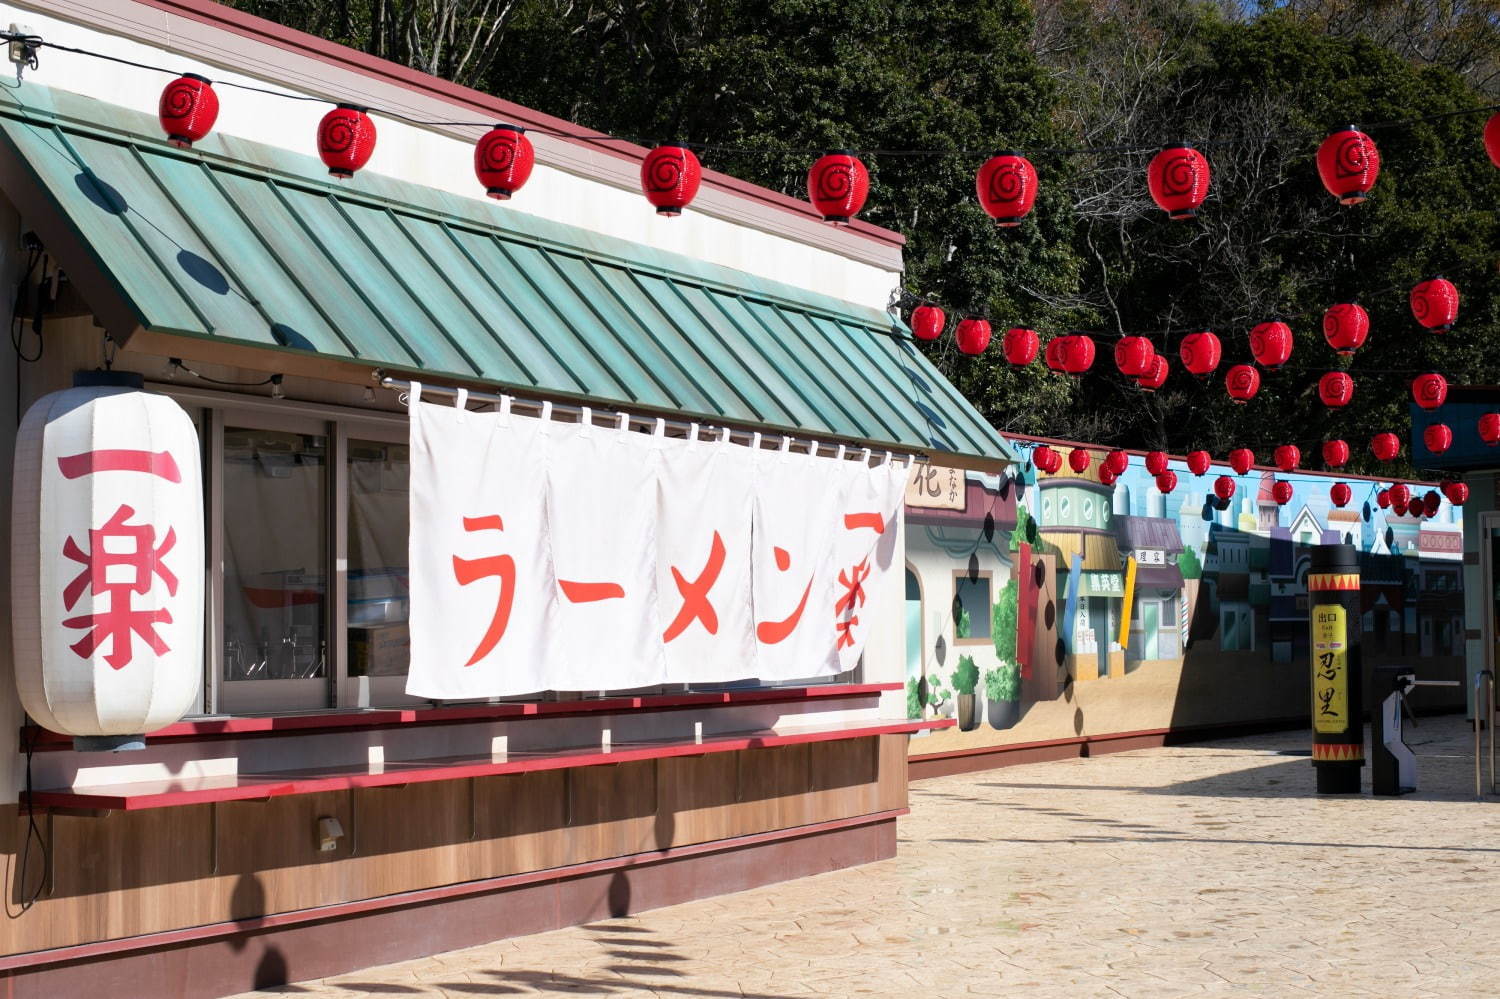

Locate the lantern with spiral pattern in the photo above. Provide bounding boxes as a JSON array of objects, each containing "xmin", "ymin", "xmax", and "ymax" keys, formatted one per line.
[
  {"xmin": 158, "ymin": 73, "xmax": 219, "ymax": 149},
  {"xmin": 1146, "ymin": 144, "xmax": 1211, "ymax": 220},
  {"xmin": 807, "ymin": 151, "xmax": 869, "ymax": 225},
  {"xmin": 1315, "ymin": 127, "xmax": 1380, "ymax": 204},
  {"xmin": 475, "ymin": 124, "xmax": 535, "ymax": 200},
  {"xmin": 976, "ymin": 152, "xmax": 1039, "ymax": 227},
  {"xmin": 318, "ymin": 104, "xmax": 377, "ymax": 179},
  {"xmin": 641, "ymin": 144, "xmax": 702, "ymax": 216}
]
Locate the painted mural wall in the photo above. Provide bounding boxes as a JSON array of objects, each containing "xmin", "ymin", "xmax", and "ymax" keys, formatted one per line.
[{"xmin": 902, "ymin": 443, "xmax": 1467, "ymax": 758}]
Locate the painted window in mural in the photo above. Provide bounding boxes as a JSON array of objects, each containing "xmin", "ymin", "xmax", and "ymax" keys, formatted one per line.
[{"xmin": 953, "ymin": 572, "xmax": 992, "ymax": 643}]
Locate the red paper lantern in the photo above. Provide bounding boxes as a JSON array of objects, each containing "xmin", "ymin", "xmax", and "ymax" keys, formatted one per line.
[
  {"xmin": 955, "ymin": 318, "xmax": 992, "ymax": 356},
  {"xmin": 1274, "ymin": 444, "xmax": 1301, "ymax": 472},
  {"xmin": 640, "ymin": 144, "xmax": 701, "ymax": 215},
  {"xmin": 807, "ymin": 151, "xmax": 869, "ymax": 225},
  {"xmin": 1104, "ymin": 450, "xmax": 1130, "ymax": 476},
  {"xmin": 1002, "ymin": 327, "xmax": 1039, "ymax": 365},
  {"xmin": 1178, "ymin": 331, "xmax": 1221, "ymax": 376},
  {"xmin": 1057, "ymin": 335, "xmax": 1096, "ymax": 376},
  {"xmin": 1272, "ymin": 480, "xmax": 1294, "ymax": 506},
  {"xmin": 1423, "ymin": 423, "xmax": 1453, "ymax": 455},
  {"xmin": 1481, "ymin": 413, "xmax": 1500, "ymax": 445},
  {"xmin": 1099, "ymin": 464, "xmax": 1119, "ymax": 487},
  {"xmin": 1486, "ymin": 113, "xmax": 1500, "ymax": 168},
  {"xmin": 1319, "ymin": 371, "xmax": 1354, "ymax": 408},
  {"xmin": 1412, "ymin": 372, "xmax": 1448, "ymax": 410},
  {"xmin": 1315, "ymin": 127, "xmax": 1381, "ymax": 205},
  {"xmin": 1391, "ymin": 496, "xmax": 1409, "ymax": 516},
  {"xmin": 1033, "ymin": 445, "xmax": 1061, "ymax": 474},
  {"xmin": 1322, "ymin": 303, "xmax": 1369, "ymax": 355},
  {"xmin": 1145, "ymin": 451, "xmax": 1169, "ymax": 476},
  {"xmin": 1115, "ymin": 336, "xmax": 1155, "ymax": 377},
  {"xmin": 475, "ymin": 124, "xmax": 535, "ymax": 200},
  {"xmin": 158, "ymin": 73, "xmax": 219, "ymax": 149},
  {"xmin": 1411, "ymin": 277, "xmax": 1459, "ymax": 331},
  {"xmin": 911, "ymin": 304, "xmax": 945, "ymax": 342},
  {"xmin": 976, "ymin": 152, "xmax": 1038, "ymax": 227},
  {"xmin": 1423, "ymin": 490, "xmax": 1442, "ymax": 517},
  {"xmin": 1225, "ymin": 364, "xmax": 1260, "ymax": 403},
  {"xmin": 1444, "ymin": 481, "xmax": 1469, "ymax": 505},
  {"xmin": 1068, "ymin": 447, "xmax": 1092, "ymax": 474},
  {"xmin": 1155, "ymin": 470, "xmax": 1177, "ymax": 494},
  {"xmin": 1146, "ymin": 144, "xmax": 1210, "ymax": 220},
  {"xmin": 1322, "ymin": 439, "xmax": 1350, "ymax": 468},
  {"xmin": 1214, "ymin": 475, "xmax": 1236, "ymax": 501},
  {"xmin": 1249, "ymin": 321, "xmax": 1293, "ymax": 367},
  {"xmin": 1372, "ymin": 432, "xmax": 1401, "ymax": 462},
  {"xmin": 1389, "ymin": 483, "xmax": 1411, "ymax": 508},
  {"xmin": 318, "ymin": 104, "xmax": 377, "ymax": 179},
  {"xmin": 1330, "ymin": 482, "xmax": 1352, "ymax": 508},
  {"xmin": 1186, "ymin": 450, "xmax": 1211, "ymax": 476},
  {"xmin": 1376, "ymin": 488, "xmax": 1390, "ymax": 509},
  {"xmin": 1044, "ymin": 337, "xmax": 1064, "ymax": 372},
  {"xmin": 1229, "ymin": 448, "xmax": 1254, "ymax": 475},
  {"xmin": 1137, "ymin": 354, "xmax": 1169, "ymax": 392}
]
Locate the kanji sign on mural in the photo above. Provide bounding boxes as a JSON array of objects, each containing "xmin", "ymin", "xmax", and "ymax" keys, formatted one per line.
[
  {"xmin": 407, "ymin": 385, "xmax": 907, "ymax": 699},
  {"xmin": 11, "ymin": 380, "xmax": 204, "ymax": 739}
]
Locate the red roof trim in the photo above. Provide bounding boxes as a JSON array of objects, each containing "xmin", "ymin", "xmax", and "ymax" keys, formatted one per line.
[{"xmin": 125, "ymin": 0, "xmax": 904, "ymax": 248}]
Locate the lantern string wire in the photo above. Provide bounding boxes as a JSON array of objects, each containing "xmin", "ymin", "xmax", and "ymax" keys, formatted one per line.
[{"xmin": 10, "ymin": 32, "xmax": 1500, "ymax": 159}]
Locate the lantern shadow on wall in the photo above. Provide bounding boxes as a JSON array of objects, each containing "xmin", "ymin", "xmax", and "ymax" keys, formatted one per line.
[{"xmin": 74, "ymin": 169, "xmax": 128, "ymax": 215}]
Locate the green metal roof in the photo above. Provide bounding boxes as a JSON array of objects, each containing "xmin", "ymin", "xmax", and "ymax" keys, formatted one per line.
[{"xmin": 0, "ymin": 84, "xmax": 1014, "ymax": 466}]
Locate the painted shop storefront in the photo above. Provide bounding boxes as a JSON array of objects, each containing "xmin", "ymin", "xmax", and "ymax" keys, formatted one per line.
[
  {"xmin": 903, "ymin": 439, "xmax": 1467, "ymax": 776},
  {"xmin": 0, "ymin": 1, "xmax": 1017, "ymax": 993}
]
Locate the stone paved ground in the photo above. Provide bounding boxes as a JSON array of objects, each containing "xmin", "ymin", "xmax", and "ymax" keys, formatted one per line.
[{"xmin": 233, "ymin": 715, "xmax": 1500, "ymax": 999}]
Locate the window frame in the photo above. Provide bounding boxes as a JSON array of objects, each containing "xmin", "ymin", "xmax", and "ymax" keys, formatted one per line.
[
  {"xmin": 157, "ymin": 384, "xmax": 408, "ymax": 716},
  {"xmin": 951, "ymin": 569, "xmax": 993, "ymax": 647}
]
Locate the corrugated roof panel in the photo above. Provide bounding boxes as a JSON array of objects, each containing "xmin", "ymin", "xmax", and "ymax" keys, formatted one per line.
[
  {"xmin": 213, "ymin": 171, "xmax": 421, "ymax": 366},
  {"xmin": 0, "ymin": 84, "xmax": 1016, "ymax": 465}
]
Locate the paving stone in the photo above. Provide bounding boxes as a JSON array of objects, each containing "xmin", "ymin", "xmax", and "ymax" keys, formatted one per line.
[{"xmin": 226, "ymin": 716, "xmax": 1500, "ymax": 998}]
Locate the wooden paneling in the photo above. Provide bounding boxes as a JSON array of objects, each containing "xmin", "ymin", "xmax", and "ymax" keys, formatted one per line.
[{"xmin": 0, "ymin": 738, "xmax": 903, "ymax": 958}]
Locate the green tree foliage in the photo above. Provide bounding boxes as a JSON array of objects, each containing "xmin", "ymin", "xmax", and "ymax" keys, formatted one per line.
[
  {"xmin": 229, "ymin": 0, "xmax": 1500, "ymax": 466},
  {"xmin": 992, "ymin": 574, "xmax": 1018, "ymax": 662}
]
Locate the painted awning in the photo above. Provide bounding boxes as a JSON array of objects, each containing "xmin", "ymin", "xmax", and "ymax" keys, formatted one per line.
[
  {"xmin": 1040, "ymin": 530, "xmax": 1122, "ymax": 573},
  {"xmin": 0, "ymin": 84, "xmax": 1015, "ymax": 468}
]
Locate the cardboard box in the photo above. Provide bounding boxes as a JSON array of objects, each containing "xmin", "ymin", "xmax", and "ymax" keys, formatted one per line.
[{"xmin": 348, "ymin": 622, "xmax": 410, "ymax": 677}]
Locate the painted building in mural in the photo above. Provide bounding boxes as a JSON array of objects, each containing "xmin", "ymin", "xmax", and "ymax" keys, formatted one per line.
[{"xmin": 904, "ymin": 441, "xmax": 1468, "ymax": 760}]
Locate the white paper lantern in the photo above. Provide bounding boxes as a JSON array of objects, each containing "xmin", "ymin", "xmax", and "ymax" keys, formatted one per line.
[{"xmin": 11, "ymin": 374, "xmax": 203, "ymax": 748}]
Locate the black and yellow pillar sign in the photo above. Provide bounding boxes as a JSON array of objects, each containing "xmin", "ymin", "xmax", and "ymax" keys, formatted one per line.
[{"xmin": 1309, "ymin": 545, "xmax": 1364, "ymax": 792}]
